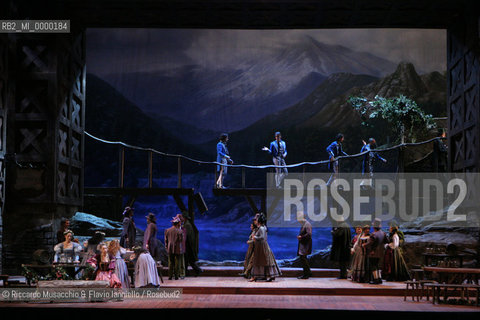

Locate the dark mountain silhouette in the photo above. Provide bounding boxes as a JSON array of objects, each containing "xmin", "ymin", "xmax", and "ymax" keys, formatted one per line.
[
  {"xmin": 85, "ymin": 73, "xmax": 211, "ymax": 186},
  {"xmin": 303, "ymin": 62, "xmax": 446, "ymax": 129},
  {"xmin": 103, "ymin": 36, "xmax": 396, "ymax": 133}
]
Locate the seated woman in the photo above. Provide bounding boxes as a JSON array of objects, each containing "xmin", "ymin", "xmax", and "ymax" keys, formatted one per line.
[
  {"xmin": 53, "ymin": 229, "xmax": 83, "ymax": 279},
  {"xmin": 53, "ymin": 230, "xmax": 83, "ymax": 264},
  {"xmin": 132, "ymin": 246, "xmax": 161, "ymax": 288},
  {"xmin": 88, "ymin": 243, "xmax": 122, "ymax": 288},
  {"xmin": 108, "ymin": 239, "xmax": 131, "ymax": 289}
]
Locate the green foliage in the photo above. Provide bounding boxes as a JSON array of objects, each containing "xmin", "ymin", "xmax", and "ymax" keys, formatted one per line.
[
  {"xmin": 22, "ymin": 265, "xmax": 73, "ymax": 284},
  {"xmin": 349, "ymin": 95, "xmax": 436, "ymax": 143}
]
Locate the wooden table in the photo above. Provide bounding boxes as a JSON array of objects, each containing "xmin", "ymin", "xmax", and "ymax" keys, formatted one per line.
[
  {"xmin": 423, "ymin": 267, "xmax": 480, "ymax": 284},
  {"xmin": 422, "ymin": 253, "xmax": 470, "ymax": 268}
]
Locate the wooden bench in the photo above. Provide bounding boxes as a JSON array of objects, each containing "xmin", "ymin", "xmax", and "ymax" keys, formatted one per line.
[{"xmin": 423, "ymin": 283, "xmax": 480, "ymax": 306}]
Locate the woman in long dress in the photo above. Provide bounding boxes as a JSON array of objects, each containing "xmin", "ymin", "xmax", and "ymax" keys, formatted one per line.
[
  {"xmin": 241, "ymin": 220, "xmax": 257, "ymax": 279},
  {"xmin": 108, "ymin": 239, "xmax": 130, "ymax": 289},
  {"xmin": 383, "ymin": 225, "xmax": 410, "ymax": 281},
  {"xmin": 350, "ymin": 225, "xmax": 371, "ymax": 283},
  {"xmin": 249, "ymin": 213, "xmax": 281, "ymax": 282},
  {"xmin": 133, "ymin": 247, "xmax": 161, "ymax": 288}
]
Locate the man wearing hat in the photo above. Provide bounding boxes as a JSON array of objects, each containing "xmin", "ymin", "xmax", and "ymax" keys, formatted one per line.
[
  {"xmin": 120, "ymin": 207, "xmax": 136, "ymax": 249},
  {"xmin": 363, "ymin": 218, "xmax": 387, "ymax": 284},
  {"xmin": 165, "ymin": 217, "xmax": 183, "ymax": 280},
  {"xmin": 144, "ymin": 213, "xmax": 160, "ymax": 260}
]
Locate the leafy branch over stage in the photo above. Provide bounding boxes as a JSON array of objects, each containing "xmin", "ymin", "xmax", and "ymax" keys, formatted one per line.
[{"xmin": 348, "ymin": 95, "xmax": 436, "ymax": 143}]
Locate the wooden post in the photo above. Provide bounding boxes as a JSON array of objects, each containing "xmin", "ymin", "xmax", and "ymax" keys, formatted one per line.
[
  {"xmin": 119, "ymin": 146, "xmax": 125, "ymax": 188},
  {"xmin": 177, "ymin": 157, "xmax": 182, "ymax": 188},
  {"xmin": 148, "ymin": 151, "xmax": 153, "ymax": 188}
]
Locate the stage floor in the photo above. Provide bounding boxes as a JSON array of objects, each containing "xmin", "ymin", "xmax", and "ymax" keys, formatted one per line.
[{"xmin": 1, "ymin": 277, "xmax": 479, "ymax": 313}]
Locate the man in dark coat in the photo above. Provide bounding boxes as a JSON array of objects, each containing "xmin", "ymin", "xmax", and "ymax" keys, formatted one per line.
[
  {"xmin": 297, "ymin": 211, "xmax": 312, "ymax": 279},
  {"xmin": 143, "ymin": 212, "xmax": 160, "ymax": 260},
  {"xmin": 182, "ymin": 211, "xmax": 202, "ymax": 276},
  {"xmin": 363, "ymin": 218, "xmax": 387, "ymax": 284},
  {"xmin": 330, "ymin": 217, "xmax": 352, "ymax": 279},
  {"xmin": 120, "ymin": 207, "xmax": 136, "ymax": 249}
]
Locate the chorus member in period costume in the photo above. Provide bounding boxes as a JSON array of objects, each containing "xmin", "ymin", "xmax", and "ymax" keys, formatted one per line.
[
  {"xmin": 133, "ymin": 246, "xmax": 161, "ymax": 288},
  {"xmin": 348, "ymin": 226, "xmax": 362, "ymax": 278},
  {"xmin": 352, "ymin": 226, "xmax": 362, "ymax": 246},
  {"xmin": 326, "ymin": 133, "xmax": 348, "ymax": 186},
  {"xmin": 54, "ymin": 230, "xmax": 83, "ymax": 279},
  {"xmin": 296, "ymin": 212, "xmax": 312, "ymax": 279},
  {"xmin": 165, "ymin": 218, "xmax": 183, "ymax": 280},
  {"xmin": 81, "ymin": 231, "xmax": 105, "ymax": 266},
  {"xmin": 53, "ymin": 230, "xmax": 83, "ymax": 264},
  {"xmin": 350, "ymin": 225, "xmax": 371, "ymax": 283},
  {"xmin": 330, "ymin": 217, "xmax": 352, "ymax": 279},
  {"xmin": 120, "ymin": 207, "xmax": 136, "ymax": 249},
  {"xmin": 181, "ymin": 211, "xmax": 203, "ymax": 276},
  {"xmin": 360, "ymin": 138, "xmax": 386, "ymax": 187},
  {"xmin": 108, "ymin": 239, "xmax": 130, "ymax": 289},
  {"xmin": 216, "ymin": 133, "xmax": 233, "ymax": 189},
  {"xmin": 174, "ymin": 213, "xmax": 187, "ymax": 279},
  {"xmin": 143, "ymin": 213, "xmax": 160, "ymax": 260},
  {"xmin": 88, "ymin": 243, "xmax": 122, "ymax": 288},
  {"xmin": 262, "ymin": 132, "xmax": 288, "ymax": 189},
  {"xmin": 363, "ymin": 219, "xmax": 387, "ymax": 284},
  {"xmin": 383, "ymin": 224, "xmax": 410, "ymax": 281},
  {"xmin": 249, "ymin": 213, "xmax": 281, "ymax": 282},
  {"xmin": 241, "ymin": 220, "xmax": 257, "ymax": 279}
]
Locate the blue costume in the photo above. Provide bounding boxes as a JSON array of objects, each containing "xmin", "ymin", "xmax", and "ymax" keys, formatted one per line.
[
  {"xmin": 326, "ymin": 141, "xmax": 348, "ymax": 171},
  {"xmin": 360, "ymin": 143, "xmax": 386, "ymax": 176},
  {"xmin": 216, "ymin": 141, "xmax": 230, "ymax": 173},
  {"xmin": 266, "ymin": 140, "xmax": 288, "ymax": 188}
]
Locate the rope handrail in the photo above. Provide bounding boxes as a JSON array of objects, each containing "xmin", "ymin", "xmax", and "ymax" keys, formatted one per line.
[{"xmin": 85, "ymin": 131, "xmax": 444, "ymax": 169}]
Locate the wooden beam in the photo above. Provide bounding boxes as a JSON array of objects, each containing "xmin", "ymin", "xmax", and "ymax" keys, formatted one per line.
[{"xmin": 84, "ymin": 187, "xmax": 194, "ymax": 196}]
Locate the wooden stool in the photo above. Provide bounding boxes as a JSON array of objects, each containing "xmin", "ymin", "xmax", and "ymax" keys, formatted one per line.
[
  {"xmin": 404, "ymin": 280, "xmax": 421, "ymax": 302},
  {"xmin": 419, "ymin": 280, "xmax": 437, "ymax": 301}
]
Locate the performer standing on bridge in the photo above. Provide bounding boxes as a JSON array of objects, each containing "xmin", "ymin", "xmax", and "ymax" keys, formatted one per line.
[
  {"xmin": 262, "ymin": 131, "xmax": 288, "ymax": 189},
  {"xmin": 360, "ymin": 138, "xmax": 386, "ymax": 187},
  {"xmin": 326, "ymin": 133, "xmax": 348, "ymax": 186},
  {"xmin": 216, "ymin": 133, "xmax": 233, "ymax": 189}
]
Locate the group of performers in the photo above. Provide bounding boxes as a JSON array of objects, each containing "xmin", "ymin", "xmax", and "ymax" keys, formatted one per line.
[
  {"xmin": 331, "ymin": 218, "xmax": 410, "ymax": 284},
  {"xmin": 52, "ymin": 207, "xmax": 203, "ymax": 288},
  {"xmin": 241, "ymin": 213, "xmax": 409, "ymax": 284},
  {"xmin": 216, "ymin": 132, "xmax": 387, "ymax": 188}
]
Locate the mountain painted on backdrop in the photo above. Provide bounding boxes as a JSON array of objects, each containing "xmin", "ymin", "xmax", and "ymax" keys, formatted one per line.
[
  {"xmin": 102, "ymin": 36, "xmax": 396, "ymax": 133},
  {"xmin": 225, "ymin": 62, "xmax": 446, "ymax": 165},
  {"xmin": 302, "ymin": 62, "xmax": 446, "ymax": 129},
  {"xmin": 85, "ymin": 74, "xmax": 210, "ymax": 186}
]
